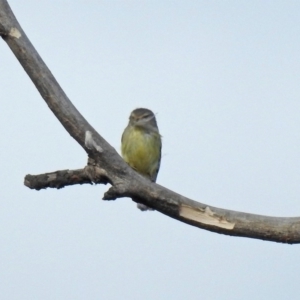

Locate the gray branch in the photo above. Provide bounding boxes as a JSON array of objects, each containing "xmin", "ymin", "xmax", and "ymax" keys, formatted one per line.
[{"xmin": 1, "ymin": 0, "xmax": 300, "ymax": 244}]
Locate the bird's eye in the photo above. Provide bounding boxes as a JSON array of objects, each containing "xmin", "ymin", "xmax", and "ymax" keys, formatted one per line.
[{"xmin": 143, "ymin": 114, "xmax": 150, "ymax": 119}]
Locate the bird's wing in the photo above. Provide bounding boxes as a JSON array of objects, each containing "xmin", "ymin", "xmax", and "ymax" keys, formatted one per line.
[{"xmin": 151, "ymin": 137, "xmax": 162, "ymax": 183}]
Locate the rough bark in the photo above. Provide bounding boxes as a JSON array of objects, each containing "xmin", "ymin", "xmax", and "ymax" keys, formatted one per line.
[{"xmin": 1, "ymin": 0, "xmax": 300, "ymax": 244}]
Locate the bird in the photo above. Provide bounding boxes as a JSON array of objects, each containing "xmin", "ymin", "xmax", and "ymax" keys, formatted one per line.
[{"xmin": 121, "ymin": 108, "xmax": 162, "ymax": 211}]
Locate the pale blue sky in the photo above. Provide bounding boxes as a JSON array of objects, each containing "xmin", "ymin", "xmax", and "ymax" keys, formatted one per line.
[{"xmin": 1, "ymin": 1, "xmax": 300, "ymax": 299}]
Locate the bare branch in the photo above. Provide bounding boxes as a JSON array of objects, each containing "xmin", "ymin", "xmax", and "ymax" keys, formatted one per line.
[
  {"xmin": 1, "ymin": 0, "xmax": 300, "ymax": 244},
  {"xmin": 24, "ymin": 159, "xmax": 110, "ymax": 190},
  {"xmin": 24, "ymin": 169, "xmax": 91, "ymax": 190},
  {"xmin": 24, "ymin": 168, "xmax": 100, "ymax": 190}
]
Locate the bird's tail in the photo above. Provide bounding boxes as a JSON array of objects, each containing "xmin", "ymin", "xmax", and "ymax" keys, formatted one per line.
[{"xmin": 136, "ymin": 203, "xmax": 154, "ymax": 211}]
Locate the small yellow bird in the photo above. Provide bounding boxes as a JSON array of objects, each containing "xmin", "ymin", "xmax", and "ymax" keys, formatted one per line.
[{"xmin": 121, "ymin": 108, "xmax": 162, "ymax": 211}]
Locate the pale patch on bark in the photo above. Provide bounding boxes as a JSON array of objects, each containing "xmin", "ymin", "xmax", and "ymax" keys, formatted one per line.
[
  {"xmin": 85, "ymin": 131, "xmax": 103, "ymax": 152},
  {"xmin": 180, "ymin": 205, "xmax": 235, "ymax": 230},
  {"xmin": 9, "ymin": 27, "xmax": 21, "ymax": 38}
]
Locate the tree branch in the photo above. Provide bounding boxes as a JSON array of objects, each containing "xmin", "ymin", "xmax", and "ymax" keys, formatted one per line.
[{"xmin": 1, "ymin": 0, "xmax": 300, "ymax": 244}]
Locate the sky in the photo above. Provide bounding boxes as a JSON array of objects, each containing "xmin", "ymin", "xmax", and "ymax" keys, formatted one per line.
[{"xmin": 1, "ymin": 1, "xmax": 300, "ymax": 299}]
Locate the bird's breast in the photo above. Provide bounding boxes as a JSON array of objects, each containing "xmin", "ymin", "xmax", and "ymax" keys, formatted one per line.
[{"xmin": 121, "ymin": 127, "xmax": 161, "ymax": 178}]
